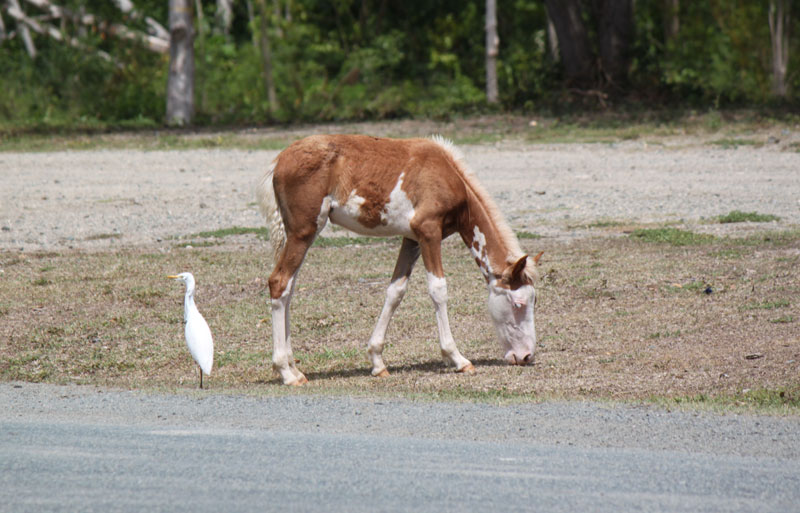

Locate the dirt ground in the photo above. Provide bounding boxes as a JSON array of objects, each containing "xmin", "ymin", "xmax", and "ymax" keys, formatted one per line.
[{"xmin": 1, "ymin": 126, "xmax": 799, "ymax": 404}]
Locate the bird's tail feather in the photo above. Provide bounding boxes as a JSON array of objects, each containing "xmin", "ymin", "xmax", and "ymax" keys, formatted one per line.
[{"xmin": 256, "ymin": 160, "xmax": 286, "ymax": 263}]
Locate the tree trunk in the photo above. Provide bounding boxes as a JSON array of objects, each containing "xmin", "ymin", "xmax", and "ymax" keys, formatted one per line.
[
  {"xmin": 544, "ymin": 0, "xmax": 594, "ymax": 88},
  {"xmin": 768, "ymin": 0, "xmax": 790, "ymax": 98},
  {"xmin": 166, "ymin": 0, "xmax": 195, "ymax": 125},
  {"xmin": 215, "ymin": 0, "xmax": 233, "ymax": 35},
  {"xmin": 0, "ymin": 9, "xmax": 6, "ymax": 41},
  {"xmin": 594, "ymin": 0, "xmax": 633, "ymax": 88},
  {"xmin": 546, "ymin": 13, "xmax": 559, "ymax": 62},
  {"xmin": 256, "ymin": 0, "xmax": 278, "ymax": 115},
  {"xmin": 485, "ymin": 0, "xmax": 499, "ymax": 104},
  {"xmin": 663, "ymin": 0, "xmax": 679, "ymax": 42},
  {"xmin": 8, "ymin": 0, "xmax": 36, "ymax": 57}
]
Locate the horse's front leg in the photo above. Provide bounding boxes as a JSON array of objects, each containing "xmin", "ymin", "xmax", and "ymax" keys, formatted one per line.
[
  {"xmin": 416, "ymin": 227, "xmax": 475, "ymax": 374},
  {"xmin": 368, "ymin": 237, "xmax": 420, "ymax": 377}
]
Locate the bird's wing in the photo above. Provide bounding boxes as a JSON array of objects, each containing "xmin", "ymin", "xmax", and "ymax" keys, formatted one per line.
[{"xmin": 185, "ymin": 311, "xmax": 214, "ymax": 375}]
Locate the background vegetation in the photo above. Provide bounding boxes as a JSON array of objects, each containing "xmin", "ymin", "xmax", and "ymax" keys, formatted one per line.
[{"xmin": 1, "ymin": 0, "xmax": 799, "ymax": 129}]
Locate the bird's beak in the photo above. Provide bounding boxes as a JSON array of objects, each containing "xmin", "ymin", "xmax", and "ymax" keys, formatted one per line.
[{"xmin": 167, "ymin": 275, "xmax": 179, "ymax": 279}]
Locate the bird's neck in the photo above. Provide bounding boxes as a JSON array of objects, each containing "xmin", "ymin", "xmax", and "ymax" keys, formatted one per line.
[{"xmin": 184, "ymin": 290, "xmax": 198, "ymax": 321}]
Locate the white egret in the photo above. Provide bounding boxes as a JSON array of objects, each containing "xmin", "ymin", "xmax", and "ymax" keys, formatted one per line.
[{"xmin": 168, "ymin": 272, "xmax": 214, "ymax": 389}]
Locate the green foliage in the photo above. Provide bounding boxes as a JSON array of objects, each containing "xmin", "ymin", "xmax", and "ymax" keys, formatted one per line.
[
  {"xmin": 717, "ymin": 211, "xmax": 781, "ymax": 224},
  {"xmin": 1, "ymin": 0, "xmax": 797, "ymax": 127}
]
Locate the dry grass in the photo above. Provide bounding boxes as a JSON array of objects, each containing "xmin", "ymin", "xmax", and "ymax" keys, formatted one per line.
[{"xmin": 1, "ymin": 229, "xmax": 799, "ymax": 410}]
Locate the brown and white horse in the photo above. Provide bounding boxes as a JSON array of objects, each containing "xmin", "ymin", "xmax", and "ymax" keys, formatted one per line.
[{"xmin": 257, "ymin": 134, "xmax": 541, "ymax": 385}]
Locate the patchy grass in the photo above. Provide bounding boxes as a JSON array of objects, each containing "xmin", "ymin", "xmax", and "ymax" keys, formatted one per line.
[
  {"xmin": 1, "ymin": 229, "xmax": 799, "ymax": 412},
  {"xmin": 3, "ymin": 111, "xmax": 798, "ymax": 152},
  {"xmin": 515, "ymin": 231, "xmax": 542, "ymax": 240},
  {"xmin": 718, "ymin": 210, "xmax": 781, "ymax": 224},
  {"xmin": 313, "ymin": 236, "xmax": 393, "ymax": 248},
  {"xmin": 648, "ymin": 387, "xmax": 800, "ymax": 415},
  {"xmin": 743, "ymin": 299, "xmax": 790, "ymax": 310},
  {"xmin": 710, "ymin": 138, "xmax": 762, "ymax": 149},
  {"xmin": 586, "ymin": 219, "xmax": 626, "ymax": 228},
  {"xmin": 85, "ymin": 233, "xmax": 122, "ymax": 241},
  {"xmin": 188, "ymin": 226, "xmax": 268, "ymax": 239},
  {"xmin": 630, "ymin": 228, "xmax": 716, "ymax": 246}
]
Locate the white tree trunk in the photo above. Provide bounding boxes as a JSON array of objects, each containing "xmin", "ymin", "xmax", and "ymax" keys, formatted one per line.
[
  {"xmin": 167, "ymin": 0, "xmax": 195, "ymax": 125},
  {"xmin": 256, "ymin": 0, "xmax": 278, "ymax": 114},
  {"xmin": 8, "ymin": 0, "xmax": 36, "ymax": 57},
  {"xmin": 546, "ymin": 14, "xmax": 559, "ymax": 62},
  {"xmin": 0, "ymin": 9, "xmax": 6, "ymax": 41},
  {"xmin": 485, "ymin": 0, "xmax": 499, "ymax": 104},
  {"xmin": 215, "ymin": 0, "xmax": 233, "ymax": 35},
  {"xmin": 768, "ymin": 0, "xmax": 790, "ymax": 98}
]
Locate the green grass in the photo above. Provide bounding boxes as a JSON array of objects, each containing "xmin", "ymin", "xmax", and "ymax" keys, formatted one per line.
[
  {"xmin": 3, "ymin": 111, "xmax": 797, "ymax": 152},
  {"xmin": 313, "ymin": 236, "xmax": 393, "ymax": 248},
  {"xmin": 586, "ymin": 219, "xmax": 626, "ymax": 228},
  {"xmin": 0, "ymin": 128, "xmax": 297, "ymax": 153},
  {"xmin": 743, "ymin": 299, "xmax": 790, "ymax": 310},
  {"xmin": 630, "ymin": 228, "xmax": 715, "ymax": 246},
  {"xmin": 662, "ymin": 388, "xmax": 800, "ymax": 414},
  {"xmin": 86, "ymin": 233, "xmax": 122, "ymax": 241},
  {"xmin": 515, "ymin": 231, "xmax": 542, "ymax": 239},
  {"xmin": 718, "ymin": 210, "xmax": 781, "ymax": 223},
  {"xmin": 710, "ymin": 138, "xmax": 761, "ymax": 149},
  {"xmin": 664, "ymin": 281, "xmax": 707, "ymax": 293},
  {"xmin": 188, "ymin": 226, "xmax": 268, "ymax": 239}
]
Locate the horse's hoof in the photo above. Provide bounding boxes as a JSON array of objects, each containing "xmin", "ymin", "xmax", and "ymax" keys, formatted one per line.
[
  {"xmin": 288, "ymin": 375, "xmax": 308, "ymax": 386},
  {"xmin": 457, "ymin": 363, "xmax": 476, "ymax": 375},
  {"xmin": 373, "ymin": 368, "xmax": 390, "ymax": 378}
]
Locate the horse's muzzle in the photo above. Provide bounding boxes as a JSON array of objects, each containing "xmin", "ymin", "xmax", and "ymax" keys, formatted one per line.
[{"xmin": 506, "ymin": 352, "xmax": 533, "ymax": 366}]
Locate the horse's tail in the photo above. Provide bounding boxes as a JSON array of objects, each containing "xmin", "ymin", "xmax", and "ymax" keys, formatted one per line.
[{"xmin": 256, "ymin": 160, "xmax": 286, "ymax": 263}]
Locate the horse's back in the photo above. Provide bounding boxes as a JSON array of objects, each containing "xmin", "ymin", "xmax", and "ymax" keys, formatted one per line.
[{"xmin": 272, "ymin": 134, "xmax": 467, "ymax": 238}]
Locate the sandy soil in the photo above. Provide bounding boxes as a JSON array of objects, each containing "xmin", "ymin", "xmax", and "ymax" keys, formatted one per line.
[{"xmin": 1, "ymin": 137, "xmax": 798, "ymax": 251}]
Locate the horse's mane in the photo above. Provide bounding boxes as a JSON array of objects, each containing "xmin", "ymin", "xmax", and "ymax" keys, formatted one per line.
[{"xmin": 429, "ymin": 135, "xmax": 537, "ymax": 281}]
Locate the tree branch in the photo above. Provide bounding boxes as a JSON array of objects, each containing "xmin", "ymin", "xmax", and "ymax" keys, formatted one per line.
[{"xmin": 18, "ymin": 0, "xmax": 168, "ymax": 53}]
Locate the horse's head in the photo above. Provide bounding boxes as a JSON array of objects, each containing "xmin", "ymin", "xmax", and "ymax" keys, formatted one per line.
[{"xmin": 487, "ymin": 253, "xmax": 541, "ymax": 366}]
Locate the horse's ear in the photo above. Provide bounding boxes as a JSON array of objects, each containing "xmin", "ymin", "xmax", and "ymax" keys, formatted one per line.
[
  {"xmin": 533, "ymin": 251, "xmax": 544, "ymax": 265},
  {"xmin": 510, "ymin": 255, "xmax": 529, "ymax": 283}
]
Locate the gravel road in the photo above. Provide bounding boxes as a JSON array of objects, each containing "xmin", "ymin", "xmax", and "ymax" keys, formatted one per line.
[
  {"xmin": 1, "ymin": 141, "xmax": 798, "ymax": 251},
  {"xmin": 3, "ymin": 382, "xmax": 800, "ymax": 512}
]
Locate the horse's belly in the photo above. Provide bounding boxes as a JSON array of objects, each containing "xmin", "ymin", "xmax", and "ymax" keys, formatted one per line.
[{"xmin": 328, "ymin": 181, "xmax": 416, "ymax": 238}]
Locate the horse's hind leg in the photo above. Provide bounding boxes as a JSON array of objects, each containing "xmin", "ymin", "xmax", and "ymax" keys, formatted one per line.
[
  {"xmin": 367, "ymin": 237, "xmax": 420, "ymax": 377},
  {"xmin": 269, "ymin": 234, "xmax": 314, "ymax": 385},
  {"xmin": 268, "ymin": 199, "xmax": 330, "ymax": 385}
]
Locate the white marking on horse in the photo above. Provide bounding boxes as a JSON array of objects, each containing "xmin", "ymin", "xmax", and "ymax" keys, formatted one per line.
[
  {"xmin": 329, "ymin": 173, "xmax": 415, "ymax": 238},
  {"xmin": 426, "ymin": 271, "xmax": 472, "ymax": 371},
  {"xmin": 316, "ymin": 196, "xmax": 332, "ymax": 234},
  {"xmin": 380, "ymin": 173, "xmax": 415, "ymax": 234},
  {"xmin": 470, "ymin": 225, "xmax": 492, "ymax": 278}
]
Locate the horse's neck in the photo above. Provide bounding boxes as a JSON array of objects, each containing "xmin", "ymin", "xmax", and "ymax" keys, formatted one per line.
[{"xmin": 458, "ymin": 198, "xmax": 513, "ymax": 282}]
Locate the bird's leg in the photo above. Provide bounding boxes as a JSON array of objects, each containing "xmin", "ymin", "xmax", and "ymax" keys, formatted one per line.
[{"xmin": 199, "ymin": 367, "xmax": 203, "ymax": 389}]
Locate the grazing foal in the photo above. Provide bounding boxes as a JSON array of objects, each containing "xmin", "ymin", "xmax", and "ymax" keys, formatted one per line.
[{"xmin": 257, "ymin": 135, "xmax": 540, "ymax": 385}]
